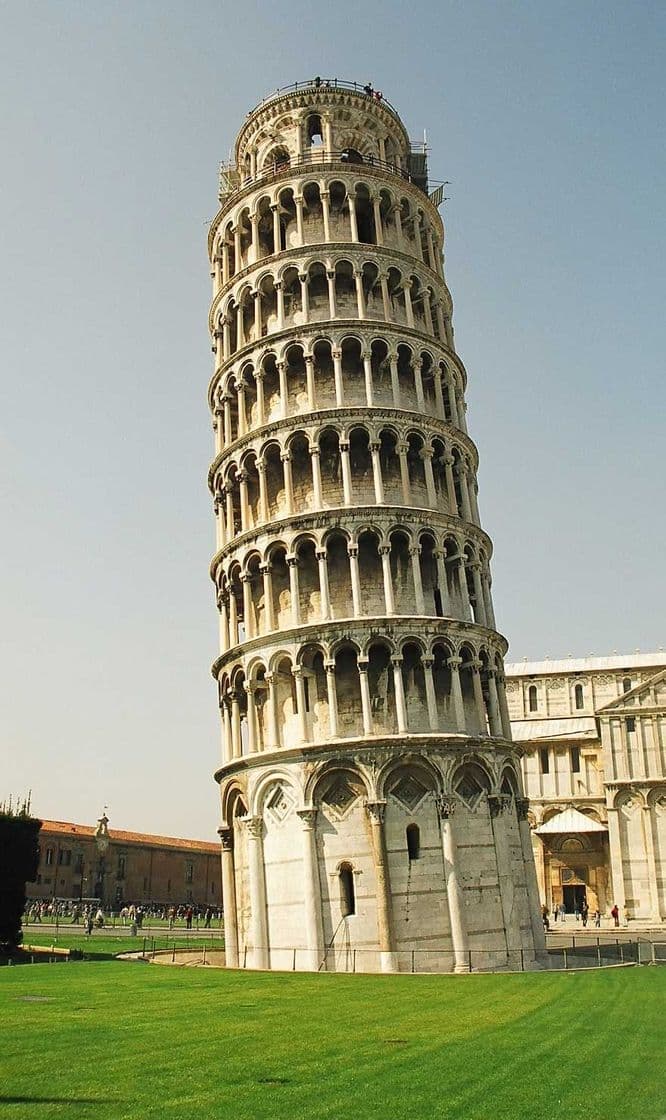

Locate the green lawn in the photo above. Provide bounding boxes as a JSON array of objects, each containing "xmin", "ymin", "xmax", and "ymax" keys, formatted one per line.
[
  {"xmin": 1, "ymin": 962, "xmax": 663, "ymax": 1120},
  {"xmin": 21, "ymin": 931, "xmax": 220, "ymax": 961}
]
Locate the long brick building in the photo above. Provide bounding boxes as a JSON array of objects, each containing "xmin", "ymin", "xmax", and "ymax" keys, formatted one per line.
[{"xmin": 30, "ymin": 814, "xmax": 221, "ymax": 909}]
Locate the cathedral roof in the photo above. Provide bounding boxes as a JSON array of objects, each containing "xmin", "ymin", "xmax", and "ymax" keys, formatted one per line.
[
  {"xmin": 505, "ymin": 652, "xmax": 665, "ymax": 677},
  {"xmin": 536, "ymin": 808, "xmax": 607, "ymax": 834}
]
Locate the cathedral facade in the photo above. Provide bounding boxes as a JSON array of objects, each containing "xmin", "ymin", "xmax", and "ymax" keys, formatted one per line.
[
  {"xmin": 506, "ymin": 652, "xmax": 666, "ymax": 923},
  {"xmin": 207, "ymin": 80, "xmax": 545, "ymax": 971}
]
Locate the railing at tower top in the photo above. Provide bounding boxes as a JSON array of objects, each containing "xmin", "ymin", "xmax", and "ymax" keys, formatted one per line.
[
  {"xmin": 246, "ymin": 78, "xmax": 404, "ymax": 123},
  {"xmin": 218, "ymin": 148, "xmax": 429, "ymax": 205}
]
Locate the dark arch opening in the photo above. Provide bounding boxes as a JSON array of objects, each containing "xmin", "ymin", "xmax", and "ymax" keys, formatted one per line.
[
  {"xmin": 339, "ymin": 863, "xmax": 355, "ymax": 916},
  {"xmin": 406, "ymin": 823, "xmax": 420, "ymax": 861}
]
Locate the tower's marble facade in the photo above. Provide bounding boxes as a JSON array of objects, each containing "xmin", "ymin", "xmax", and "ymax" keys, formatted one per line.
[{"xmin": 208, "ymin": 80, "xmax": 545, "ymax": 971}]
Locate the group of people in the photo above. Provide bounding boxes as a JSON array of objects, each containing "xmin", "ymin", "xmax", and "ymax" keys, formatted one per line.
[{"xmin": 541, "ymin": 901, "xmax": 623, "ymax": 931}]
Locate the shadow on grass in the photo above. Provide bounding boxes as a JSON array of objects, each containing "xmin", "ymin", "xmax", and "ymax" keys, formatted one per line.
[{"xmin": 0, "ymin": 1097, "xmax": 122, "ymax": 1105}]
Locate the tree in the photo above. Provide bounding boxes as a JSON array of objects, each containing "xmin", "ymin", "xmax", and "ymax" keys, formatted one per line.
[{"xmin": 0, "ymin": 796, "xmax": 42, "ymax": 953}]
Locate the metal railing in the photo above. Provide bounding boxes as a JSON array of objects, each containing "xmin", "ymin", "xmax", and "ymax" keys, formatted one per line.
[
  {"xmin": 219, "ymin": 149, "xmax": 419, "ymax": 204},
  {"xmin": 246, "ymin": 78, "xmax": 404, "ymax": 123}
]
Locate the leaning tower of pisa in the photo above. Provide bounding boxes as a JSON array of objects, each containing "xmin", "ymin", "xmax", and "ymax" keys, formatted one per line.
[{"xmin": 208, "ymin": 80, "xmax": 546, "ymax": 972}]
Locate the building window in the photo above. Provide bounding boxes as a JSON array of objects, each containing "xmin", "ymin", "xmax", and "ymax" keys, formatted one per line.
[
  {"xmin": 45, "ymin": 847, "xmax": 54, "ymax": 866},
  {"xmin": 339, "ymin": 864, "xmax": 356, "ymax": 916},
  {"xmin": 74, "ymin": 852, "xmax": 83, "ymax": 872},
  {"xmin": 185, "ymin": 862, "xmax": 194, "ymax": 884},
  {"xmin": 115, "ymin": 885, "xmax": 124, "ymax": 903},
  {"xmin": 539, "ymin": 747, "xmax": 550, "ymax": 774},
  {"xmin": 117, "ymin": 856, "xmax": 126, "ymax": 880},
  {"xmin": 570, "ymin": 746, "xmax": 581, "ymax": 773},
  {"xmin": 406, "ymin": 824, "xmax": 420, "ymax": 861},
  {"xmin": 622, "ymin": 677, "xmax": 632, "ymax": 693},
  {"xmin": 528, "ymin": 685, "xmax": 538, "ymax": 712},
  {"xmin": 626, "ymin": 717, "xmax": 636, "ymax": 733},
  {"xmin": 574, "ymin": 683, "xmax": 584, "ymax": 710}
]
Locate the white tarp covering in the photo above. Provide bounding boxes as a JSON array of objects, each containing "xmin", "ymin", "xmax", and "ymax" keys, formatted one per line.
[
  {"xmin": 536, "ymin": 807, "xmax": 607, "ymax": 834},
  {"xmin": 510, "ymin": 717, "xmax": 598, "ymax": 742}
]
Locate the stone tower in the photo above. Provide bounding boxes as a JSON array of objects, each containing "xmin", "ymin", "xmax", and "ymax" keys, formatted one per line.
[{"xmin": 208, "ymin": 79, "xmax": 545, "ymax": 972}]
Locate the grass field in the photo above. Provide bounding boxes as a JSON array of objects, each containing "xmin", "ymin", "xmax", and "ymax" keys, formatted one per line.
[
  {"xmin": 1, "ymin": 962, "xmax": 663, "ymax": 1120},
  {"xmin": 20, "ymin": 930, "xmax": 217, "ymax": 960}
]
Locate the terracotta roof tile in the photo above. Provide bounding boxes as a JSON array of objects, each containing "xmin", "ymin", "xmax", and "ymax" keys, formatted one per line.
[{"xmin": 39, "ymin": 820, "xmax": 219, "ymax": 854}]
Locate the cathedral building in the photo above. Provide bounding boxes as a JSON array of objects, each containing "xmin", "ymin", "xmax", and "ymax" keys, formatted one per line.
[
  {"xmin": 207, "ymin": 79, "xmax": 546, "ymax": 971},
  {"xmin": 506, "ymin": 652, "xmax": 666, "ymax": 922}
]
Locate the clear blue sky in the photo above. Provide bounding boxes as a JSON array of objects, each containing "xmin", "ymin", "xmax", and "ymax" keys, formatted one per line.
[{"xmin": 1, "ymin": 1, "xmax": 664, "ymax": 838}]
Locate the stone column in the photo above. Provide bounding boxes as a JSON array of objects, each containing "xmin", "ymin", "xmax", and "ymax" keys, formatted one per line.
[
  {"xmin": 458, "ymin": 558, "xmax": 472, "ymax": 620},
  {"xmin": 379, "ymin": 545, "xmax": 395, "ymax": 614},
  {"xmin": 320, "ymin": 190, "xmax": 331, "ymax": 241},
  {"xmin": 403, "ymin": 280, "xmax": 414, "ymax": 328},
  {"xmin": 293, "ymin": 666, "xmax": 309, "ymax": 743},
  {"xmin": 271, "ymin": 204, "xmax": 281, "ymax": 255},
  {"xmin": 434, "ymin": 550, "xmax": 451, "ymax": 614},
  {"xmin": 392, "ymin": 657, "xmax": 408, "ymax": 733},
  {"xmin": 294, "ymin": 195, "xmax": 305, "ymax": 245},
  {"xmin": 299, "ymin": 272, "xmax": 309, "ymax": 319},
  {"xmin": 606, "ymin": 806, "xmax": 627, "ymax": 915},
  {"xmin": 245, "ymin": 816, "xmax": 269, "ymax": 969},
  {"xmin": 236, "ymin": 380, "xmax": 247, "ymax": 438},
  {"xmin": 316, "ymin": 548, "xmax": 331, "ymax": 620},
  {"xmin": 397, "ymin": 442, "xmax": 411, "ymax": 505},
  {"xmin": 470, "ymin": 660, "xmax": 488, "ymax": 734},
  {"xmin": 228, "ymin": 587, "xmax": 238, "ymax": 646},
  {"xmin": 257, "ymin": 460, "xmax": 269, "ymax": 523},
  {"xmin": 232, "ymin": 225, "xmax": 241, "ymax": 268},
  {"xmin": 486, "ymin": 672, "xmax": 504, "ymax": 737},
  {"xmin": 365, "ymin": 801, "xmax": 396, "ymax": 972},
  {"xmin": 310, "ymin": 445, "xmax": 323, "ymax": 508},
  {"xmin": 447, "ymin": 657, "xmax": 466, "ymax": 730},
  {"xmin": 481, "ymin": 571, "xmax": 497, "ymax": 630},
  {"xmin": 260, "ymin": 563, "xmax": 274, "ymax": 632},
  {"xmin": 362, "ymin": 351, "xmax": 374, "ymax": 406},
  {"xmin": 347, "ymin": 190, "xmax": 359, "ymax": 241},
  {"xmin": 230, "ymin": 691, "xmax": 242, "ymax": 758},
  {"xmin": 410, "ymin": 546, "xmax": 426, "ymax": 614},
  {"xmin": 265, "ymin": 671, "xmax": 280, "ymax": 749},
  {"xmin": 422, "ymin": 449, "xmax": 437, "ymax": 508},
  {"xmin": 433, "ymin": 368, "xmax": 445, "ymax": 419},
  {"xmin": 412, "ymin": 360, "xmax": 425, "ymax": 410},
  {"xmin": 423, "ymin": 657, "xmax": 439, "ymax": 731},
  {"xmin": 389, "ymin": 353, "xmax": 400, "ymax": 403},
  {"xmin": 275, "ymin": 281, "xmax": 285, "ymax": 329},
  {"xmin": 218, "ymin": 827, "xmax": 239, "ymax": 968},
  {"xmin": 641, "ymin": 805, "xmax": 662, "ymax": 920},
  {"xmin": 496, "ymin": 674, "xmax": 512, "ymax": 739},
  {"xmin": 244, "ymin": 681, "xmax": 258, "ymax": 754},
  {"xmin": 339, "ymin": 441, "xmax": 352, "ymax": 505},
  {"xmin": 278, "ymin": 361, "xmax": 288, "ymax": 417},
  {"xmin": 348, "ymin": 545, "xmax": 362, "ymax": 617},
  {"xmin": 223, "ymin": 395, "xmax": 232, "ymax": 444},
  {"xmin": 297, "ymin": 809, "xmax": 324, "ymax": 970},
  {"xmin": 380, "ymin": 274, "xmax": 391, "ymax": 322},
  {"xmin": 252, "ymin": 289, "xmax": 262, "ymax": 340},
  {"xmin": 370, "ymin": 442, "xmax": 385, "ymax": 504},
  {"xmin": 372, "ymin": 194, "xmax": 383, "ymax": 245},
  {"xmin": 470, "ymin": 563, "xmax": 487, "ymax": 626},
  {"xmin": 332, "ymin": 348, "xmax": 344, "ymax": 406},
  {"xmin": 281, "ymin": 452, "xmax": 294, "ymax": 515},
  {"xmin": 516, "ymin": 798, "xmax": 548, "ymax": 959},
  {"xmin": 255, "ymin": 370, "xmax": 265, "ymax": 426},
  {"xmin": 327, "ymin": 270, "xmax": 336, "ymax": 318},
  {"xmin": 221, "ymin": 696, "xmax": 232, "ymax": 763},
  {"xmin": 435, "ymin": 795, "xmax": 469, "ymax": 972},
  {"xmin": 304, "ymin": 355, "xmax": 316, "ymax": 410},
  {"xmin": 325, "ymin": 660, "xmax": 339, "ymax": 737},
  {"xmin": 241, "ymin": 573, "xmax": 253, "ymax": 639},
  {"xmin": 213, "ymin": 410, "xmax": 223, "ymax": 456},
  {"xmin": 238, "ymin": 470, "xmax": 250, "ymax": 531},
  {"xmin": 354, "ymin": 270, "xmax": 366, "ymax": 318},
  {"xmin": 444, "ymin": 455, "xmax": 457, "ymax": 514},
  {"xmin": 357, "ymin": 660, "xmax": 373, "ymax": 736},
  {"xmin": 221, "ymin": 241, "xmax": 230, "ymax": 284},
  {"xmin": 287, "ymin": 555, "xmax": 300, "ymax": 626},
  {"xmin": 488, "ymin": 794, "xmax": 522, "ymax": 964}
]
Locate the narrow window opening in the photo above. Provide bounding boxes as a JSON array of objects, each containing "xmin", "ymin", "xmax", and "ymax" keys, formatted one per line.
[
  {"xmin": 528, "ymin": 684, "xmax": 538, "ymax": 712},
  {"xmin": 626, "ymin": 716, "xmax": 636, "ymax": 733},
  {"xmin": 406, "ymin": 824, "xmax": 420, "ymax": 861},
  {"xmin": 539, "ymin": 747, "xmax": 550, "ymax": 774},
  {"xmin": 570, "ymin": 746, "xmax": 581, "ymax": 773},
  {"xmin": 339, "ymin": 864, "xmax": 355, "ymax": 916},
  {"xmin": 433, "ymin": 587, "xmax": 443, "ymax": 617},
  {"xmin": 304, "ymin": 676, "xmax": 310, "ymax": 712},
  {"xmin": 622, "ymin": 677, "xmax": 632, "ymax": 693},
  {"xmin": 574, "ymin": 683, "xmax": 584, "ymax": 710}
]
